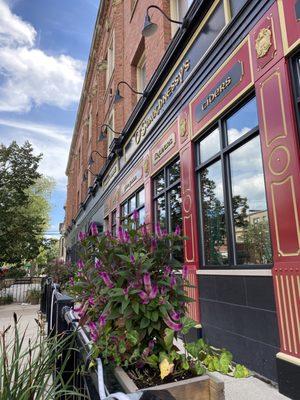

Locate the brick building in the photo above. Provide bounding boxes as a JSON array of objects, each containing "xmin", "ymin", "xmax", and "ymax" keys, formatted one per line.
[{"xmin": 64, "ymin": 1, "xmax": 300, "ymax": 397}]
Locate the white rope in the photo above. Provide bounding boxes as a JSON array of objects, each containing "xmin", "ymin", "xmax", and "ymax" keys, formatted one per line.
[{"xmin": 49, "ymin": 285, "xmax": 58, "ymax": 331}]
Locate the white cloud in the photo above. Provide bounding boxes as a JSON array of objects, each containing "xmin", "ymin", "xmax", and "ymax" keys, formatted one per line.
[
  {"xmin": 0, "ymin": 118, "xmax": 71, "ymax": 142},
  {"xmin": 0, "ymin": 0, "xmax": 36, "ymax": 46},
  {"xmin": 0, "ymin": 0, "xmax": 85, "ymax": 112}
]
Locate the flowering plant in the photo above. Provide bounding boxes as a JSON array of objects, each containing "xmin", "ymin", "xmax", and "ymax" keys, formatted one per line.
[{"xmin": 68, "ymin": 215, "xmax": 249, "ymax": 385}]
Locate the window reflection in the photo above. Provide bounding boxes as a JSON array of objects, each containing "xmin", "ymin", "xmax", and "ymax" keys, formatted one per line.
[
  {"xmin": 200, "ymin": 161, "xmax": 228, "ymax": 265},
  {"xmin": 155, "ymin": 195, "xmax": 166, "ymax": 227},
  {"xmin": 169, "ymin": 185, "xmax": 182, "ymax": 231},
  {"xmin": 230, "ymin": 0, "xmax": 248, "ymax": 18},
  {"xmin": 227, "ymin": 97, "xmax": 258, "ymax": 145},
  {"xmin": 230, "ymin": 136, "xmax": 272, "ymax": 264},
  {"xmin": 155, "ymin": 170, "xmax": 165, "ymax": 195},
  {"xmin": 200, "ymin": 128, "xmax": 220, "ymax": 163},
  {"xmin": 168, "ymin": 159, "xmax": 181, "ymax": 185}
]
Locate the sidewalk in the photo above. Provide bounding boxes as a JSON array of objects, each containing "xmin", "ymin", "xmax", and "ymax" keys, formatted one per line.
[{"xmin": 0, "ymin": 303, "xmax": 40, "ymax": 342}]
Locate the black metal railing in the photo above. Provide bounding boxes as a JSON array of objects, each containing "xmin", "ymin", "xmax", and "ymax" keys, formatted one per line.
[
  {"xmin": 41, "ymin": 279, "xmax": 133, "ymax": 400},
  {"xmin": 0, "ymin": 276, "xmax": 43, "ymax": 304}
]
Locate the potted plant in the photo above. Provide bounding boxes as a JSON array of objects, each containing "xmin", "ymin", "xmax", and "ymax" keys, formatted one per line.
[{"xmin": 68, "ymin": 215, "xmax": 249, "ymax": 399}]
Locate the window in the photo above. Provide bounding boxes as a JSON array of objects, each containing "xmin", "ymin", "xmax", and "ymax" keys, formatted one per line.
[
  {"xmin": 104, "ymin": 216, "xmax": 109, "ymax": 232},
  {"xmin": 106, "ymin": 32, "xmax": 115, "ymax": 87},
  {"xmin": 136, "ymin": 53, "xmax": 146, "ymax": 97},
  {"xmin": 107, "ymin": 109, "xmax": 115, "ymax": 155},
  {"xmin": 121, "ymin": 187, "xmax": 145, "ymax": 228},
  {"xmin": 196, "ymin": 96, "xmax": 272, "ymax": 268},
  {"xmin": 153, "ymin": 158, "xmax": 182, "ymax": 232},
  {"xmin": 88, "ymin": 107, "xmax": 92, "ymax": 141},
  {"xmin": 229, "ymin": 0, "xmax": 248, "ymax": 18},
  {"xmin": 170, "ymin": 0, "xmax": 193, "ymax": 36},
  {"xmin": 111, "ymin": 210, "xmax": 117, "ymax": 237},
  {"xmin": 290, "ymin": 53, "xmax": 300, "ymax": 136}
]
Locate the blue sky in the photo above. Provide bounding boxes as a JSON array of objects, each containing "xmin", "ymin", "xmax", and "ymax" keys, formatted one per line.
[{"xmin": 0, "ymin": 0, "xmax": 99, "ymax": 237}]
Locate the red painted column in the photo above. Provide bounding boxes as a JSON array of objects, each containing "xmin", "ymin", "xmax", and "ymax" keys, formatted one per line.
[
  {"xmin": 178, "ymin": 107, "xmax": 201, "ymax": 323},
  {"xmin": 143, "ymin": 152, "xmax": 153, "ymax": 233},
  {"xmin": 250, "ymin": 2, "xmax": 300, "ymax": 364}
]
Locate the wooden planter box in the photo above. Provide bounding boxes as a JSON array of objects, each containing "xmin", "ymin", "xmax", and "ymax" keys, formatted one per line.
[{"xmin": 114, "ymin": 366, "xmax": 224, "ymax": 400}]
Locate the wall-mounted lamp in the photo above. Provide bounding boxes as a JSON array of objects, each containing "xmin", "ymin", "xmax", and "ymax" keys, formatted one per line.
[
  {"xmin": 142, "ymin": 5, "xmax": 187, "ymax": 37},
  {"xmin": 114, "ymin": 81, "xmax": 148, "ymax": 104},
  {"xmin": 88, "ymin": 150, "xmax": 107, "ymax": 168},
  {"xmin": 98, "ymin": 124, "xmax": 122, "ymax": 142}
]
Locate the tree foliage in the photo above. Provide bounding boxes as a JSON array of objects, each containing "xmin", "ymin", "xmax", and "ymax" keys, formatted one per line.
[{"xmin": 0, "ymin": 141, "xmax": 54, "ymax": 265}]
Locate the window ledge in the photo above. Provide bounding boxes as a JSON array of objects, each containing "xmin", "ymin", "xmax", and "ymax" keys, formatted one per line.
[{"xmin": 196, "ymin": 269, "xmax": 272, "ymax": 276}]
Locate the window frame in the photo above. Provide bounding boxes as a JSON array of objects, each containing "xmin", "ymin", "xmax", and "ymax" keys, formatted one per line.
[
  {"xmin": 289, "ymin": 52, "xmax": 300, "ymax": 138},
  {"xmin": 153, "ymin": 157, "xmax": 182, "ymax": 233},
  {"xmin": 136, "ymin": 52, "xmax": 146, "ymax": 98},
  {"xmin": 106, "ymin": 109, "xmax": 115, "ymax": 155},
  {"xmin": 106, "ymin": 31, "xmax": 115, "ymax": 88},
  {"xmin": 120, "ymin": 186, "xmax": 146, "ymax": 227},
  {"xmin": 195, "ymin": 94, "xmax": 273, "ymax": 270},
  {"xmin": 111, "ymin": 209, "xmax": 117, "ymax": 237}
]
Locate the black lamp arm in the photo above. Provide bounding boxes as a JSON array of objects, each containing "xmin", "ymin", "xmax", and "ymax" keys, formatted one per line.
[
  {"xmin": 101, "ymin": 124, "xmax": 122, "ymax": 135},
  {"xmin": 91, "ymin": 150, "xmax": 107, "ymax": 159},
  {"xmin": 146, "ymin": 5, "xmax": 183, "ymax": 25},
  {"xmin": 116, "ymin": 80, "xmax": 147, "ymax": 96}
]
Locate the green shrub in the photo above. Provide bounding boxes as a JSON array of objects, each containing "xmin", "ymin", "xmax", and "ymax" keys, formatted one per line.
[
  {"xmin": 26, "ymin": 289, "xmax": 40, "ymax": 304},
  {"xmin": 0, "ymin": 294, "xmax": 13, "ymax": 305}
]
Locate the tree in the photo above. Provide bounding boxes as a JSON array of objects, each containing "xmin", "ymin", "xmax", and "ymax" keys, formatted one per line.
[{"xmin": 0, "ymin": 141, "xmax": 54, "ymax": 266}]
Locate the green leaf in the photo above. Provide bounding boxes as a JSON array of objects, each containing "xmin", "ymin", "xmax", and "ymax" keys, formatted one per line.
[
  {"xmin": 119, "ymin": 340, "xmax": 126, "ymax": 354},
  {"xmin": 127, "ymin": 330, "xmax": 139, "ymax": 346},
  {"xmin": 146, "ymin": 354, "xmax": 159, "ymax": 367},
  {"xmin": 194, "ymin": 360, "xmax": 206, "ymax": 376},
  {"xmin": 234, "ymin": 364, "xmax": 249, "ymax": 378},
  {"xmin": 182, "ymin": 357, "xmax": 190, "ymax": 370},
  {"xmin": 117, "ymin": 254, "xmax": 131, "ymax": 262},
  {"xmin": 140, "ymin": 318, "xmax": 150, "ymax": 329},
  {"xmin": 121, "ymin": 298, "xmax": 130, "ymax": 313},
  {"xmin": 150, "ymin": 311, "xmax": 159, "ymax": 322},
  {"xmin": 132, "ymin": 301, "xmax": 139, "ymax": 314},
  {"xmin": 219, "ymin": 351, "xmax": 233, "ymax": 374},
  {"xmin": 181, "ymin": 316, "xmax": 196, "ymax": 335},
  {"xmin": 163, "ymin": 328, "xmax": 174, "ymax": 352}
]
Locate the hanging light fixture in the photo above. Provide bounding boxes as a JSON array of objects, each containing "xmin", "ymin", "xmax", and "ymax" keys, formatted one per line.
[
  {"xmin": 142, "ymin": 5, "xmax": 186, "ymax": 37},
  {"xmin": 114, "ymin": 81, "xmax": 148, "ymax": 104},
  {"xmin": 97, "ymin": 124, "xmax": 122, "ymax": 142}
]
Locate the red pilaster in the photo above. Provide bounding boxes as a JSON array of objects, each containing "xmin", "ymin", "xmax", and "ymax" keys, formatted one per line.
[
  {"xmin": 178, "ymin": 107, "xmax": 201, "ymax": 323},
  {"xmin": 251, "ymin": 2, "xmax": 300, "ymax": 360}
]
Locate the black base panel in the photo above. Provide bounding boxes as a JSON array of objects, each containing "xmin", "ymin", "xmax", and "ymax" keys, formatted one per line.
[
  {"xmin": 183, "ymin": 326, "xmax": 202, "ymax": 343},
  {"xmin": 277, "ymin": 357, "xmax": 300, "ymax": 400}
]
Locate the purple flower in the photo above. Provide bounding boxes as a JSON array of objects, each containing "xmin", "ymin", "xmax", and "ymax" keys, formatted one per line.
[
  {"xmin": 132, "ymin": 209, "xmax": 139, "ymax": 222},
  {"xmin": 151, "ymin": 238, "xmax": 157, "ymax": 251},
  {"xmin": 170, "ymin": 309, "xmax": 180, "ymax": 321},
  {"xmin": 90, "ymin": 330, "xmax": 98, "ymax": 342},
  {"xmin": 182, "ymin": 265, "xmax": 188, "ymax": 280},
  {"xmin": 130, "ymin": 254, "xmax": 135, "ymax": 264},
  {"xmin": 123, "ymin": 286, "xmax": 129, "ymax": 296},
  {"xmin": 163, "ymin": 314, "xmax": 183, "ymax": 331},
  {"xmin": 148, "ymin": 340, "xmax": 155, "ymax": 350},
  {"xmin": 73, "ymin": 304, "xmax": 82, "ymax": 312},
  {"xmin": 78, "ymin": 231, "xmax": 86, "ymax": 242},
  {"xmin": 88, "ymin": 296, "xmax": 95, "ymax": 306},
  {"xmin": 77, "ymin": 259, "xmax": 84, "ymax": 270},
  {"xmin": 174, "ymin": 225, "xmax": 181, "ymax": 236},
  {"xmin": 162, "ymin": 228, "xmax": 168, "ymax": 237},
  {"xmin": 105, "ymin": 230, "xmax": 112, "ymax": 237},
  {"xmin": 90, "ymin": 222, "xmax": 98, "ymax": 236},
  {"xmin": 95, "ymin": 259, "xmax": 102, "ymax": 270},
  {"xmin": 118, "ymin": 226, "xmax": 124, "ymax": 242},
  {"xmin": 99, "ymin": 271, "xmax": 114, "ymax": 288},
  {"xmin": 141, "ymin": 224, "xmax": 147, "ymax": 236},
  {"xmin": 155, "ymin": 223, "xmax": 162, "ymax": 237},
  {"xmin": 124, "ymin": 230, "xmax": 130, "ymax": 243},
  {"xmin": 69, "ymin": 277, "xmax": 74, "ymax": 286},
  {"xmin": 163, "ymin": 265, "xmax": 172, "ymax": 278},
  {"xmin": 159, "ymin": 297, "xmax": 166, "ymax": 305},
  {"xmin": 138, "ymin": 291, "xmax": 149, "ymax": 304},
  {"xmin": 143, "ymin": 272, "xmax": 152, "ymax": 294},
  {"xmin": 148, "ymin": 283, "xmax": 158, "ymax": 300},
  {"xmin": 77, "ymin": 271, "xmax": 82, "ymax": 277},
  {"xmin": 170, "ymin": 272, "xmax": 177, "ymax": 288},
  {"xmin": 160, "ymin": 286, "xmax": 167, "ymax": 296},
  {"xmin": 88, "ymin": 321, "xmax": 97, "ymax": 331},
  {"xmin": 98, "ymin": 313, "xmax": 107, "ymax": 327}
]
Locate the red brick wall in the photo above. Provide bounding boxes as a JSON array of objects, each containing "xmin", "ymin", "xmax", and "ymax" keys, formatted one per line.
[{"xmin": 65, "ymin": 0, "xmax": 173, "ymax": 227}]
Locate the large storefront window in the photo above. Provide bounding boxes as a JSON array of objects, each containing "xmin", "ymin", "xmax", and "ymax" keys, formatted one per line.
[
  {"xmin": 121, "ymin": 187, "xmax": 145, "ymax": 227},
  {"xmin": 153, "ymin": 158, "xmax": 182, "ymax": 232},
  {"xmin": 196, "ymin": 96, "xmax": 272, "ymax": 268}
]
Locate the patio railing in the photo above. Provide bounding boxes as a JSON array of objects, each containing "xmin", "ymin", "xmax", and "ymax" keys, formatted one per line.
[{"xmin": 41, "ymin": 278, "xmax": 136, "ymax": 400}]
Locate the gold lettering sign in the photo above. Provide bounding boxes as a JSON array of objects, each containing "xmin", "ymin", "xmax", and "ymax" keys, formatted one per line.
[
  {"xmin": 134, "ymin": 60, "xmax": 190, "ymax": 146},
  {"xmin": 122, "ymin": 168, "xmax": 143, "ymax": 195},
  {"xmin": 202, "ymin": 77, "xmax": 232, "ymax": 111},
  {"xmin": 152, "ymin": 132, "xmax": 176, "ymax": 166}
]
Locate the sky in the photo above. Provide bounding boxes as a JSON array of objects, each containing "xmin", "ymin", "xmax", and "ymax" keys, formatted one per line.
[{"xmin": 0, "ymin": 0, "xmax": 99, "ymax": 237}]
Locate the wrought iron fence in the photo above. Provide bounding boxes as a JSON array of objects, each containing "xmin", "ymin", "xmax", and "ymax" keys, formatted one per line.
[
  {"xmin": 0, "ymin": 276, "xmax": 43, "ymax": 304},
  {"xmin": 41, "ymin": 278, "xmax": 135, "ymax": 400}
]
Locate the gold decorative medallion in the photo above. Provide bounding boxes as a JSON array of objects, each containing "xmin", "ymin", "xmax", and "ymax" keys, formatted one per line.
[
  {"xmin": 144, "ymin": 156, "xmax": 150, "ymax": 176},
  {"xmin": 255, "ymin": 28, "xmax": 272, "ymax": 58},
  {"xmin": 179, "ymin": 116, "xmax": 187, "ymax": 137}
]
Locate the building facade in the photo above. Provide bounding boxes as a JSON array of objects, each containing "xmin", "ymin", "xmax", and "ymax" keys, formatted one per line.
[{"xmin": 64, "ymin": 1, "xmax": 300, "ymax": 397}]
